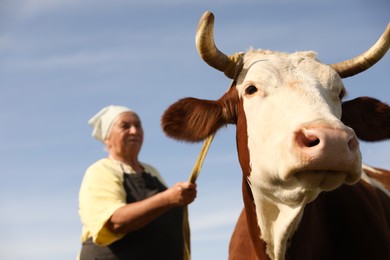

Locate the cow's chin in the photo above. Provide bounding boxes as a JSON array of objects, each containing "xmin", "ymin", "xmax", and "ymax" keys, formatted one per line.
[
  {"xmin": 267, "ymin": 186, "xmax": 320, "ymax": 207},
  {"xmin": 293, "ymin": 171, "xmax": 349, "ymax": 204},
  {"xmin": 264, "ymin": 170, "xmax": 359, "ymax": 206},
  {"xmin": 295, "ymin": 171, "xmax": 349, "ymax": 191}
]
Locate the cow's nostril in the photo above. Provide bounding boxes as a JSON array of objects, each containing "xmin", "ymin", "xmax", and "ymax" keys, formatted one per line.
[
  {"xmin": 296, "ymin": 130, "xmax": 321, "ymax": 148},
  {"xmin": 347, "ymin": 135, "xmax": 359, "ymax": 152},
  {"xmin": 307, "ymin": 138, "xmax": 320, "ymax": 147}
]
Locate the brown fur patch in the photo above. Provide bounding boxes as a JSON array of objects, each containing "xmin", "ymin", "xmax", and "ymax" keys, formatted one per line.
[
  {"xmin": 229, "ymin": 179, "xmax": 267, "ymax": 260},
  {"xmin": 341, "ymin": 96, "xmax": 390, "ymax": 141},
  {"xmin": 161, "ymin": 88, "xmax": 239, "ymax": 142}
]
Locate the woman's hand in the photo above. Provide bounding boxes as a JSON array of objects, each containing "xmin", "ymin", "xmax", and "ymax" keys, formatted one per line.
[{"xmin": 164, "ymin": 182, "xmax": 197, "ymax": 206}]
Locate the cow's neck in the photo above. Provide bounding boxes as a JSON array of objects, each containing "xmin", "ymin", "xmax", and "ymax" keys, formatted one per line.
[{"xmin": 249, "ymin": 183, "xmax": 306, "ymax": 260}]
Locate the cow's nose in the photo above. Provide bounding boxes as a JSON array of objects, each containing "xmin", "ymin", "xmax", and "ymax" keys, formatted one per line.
[{"xmin": 294, "ymin": 126, "xmax": 359, "ymax": 163}]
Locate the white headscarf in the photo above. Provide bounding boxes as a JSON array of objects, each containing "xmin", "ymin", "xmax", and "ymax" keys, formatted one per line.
[{"xmin": 88, "ymin": 105, "xmax": 133, "ymax": 143}]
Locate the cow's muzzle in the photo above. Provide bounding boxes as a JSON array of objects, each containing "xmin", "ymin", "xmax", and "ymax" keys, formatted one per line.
[{"xmin": 285, "ymin": 124, "xmax": 362, "ymax": 188}]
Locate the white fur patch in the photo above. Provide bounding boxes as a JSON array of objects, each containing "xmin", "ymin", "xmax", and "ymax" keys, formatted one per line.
[
  {"xmin": 240, "ymin": 50, "xmax": 359, "ymax": 260},
  {"xmin": 248, "ymin": 178, "xmax": 306, "ymax": 260}
]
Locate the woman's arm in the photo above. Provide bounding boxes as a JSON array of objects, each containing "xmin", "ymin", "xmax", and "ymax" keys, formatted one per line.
[{"xmin": 106, "ymin": 182, "xmax": 197, "ymax": 234}]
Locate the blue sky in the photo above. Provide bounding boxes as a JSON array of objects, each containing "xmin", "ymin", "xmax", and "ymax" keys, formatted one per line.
[{"xmin": 1, "ymin": 0, "xmax": 389, "ymax": 259}]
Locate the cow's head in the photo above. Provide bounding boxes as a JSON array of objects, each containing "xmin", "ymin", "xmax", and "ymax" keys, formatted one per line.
[{"xmin": 162, "ymin": 11, "xmax": 390, "ymax": 259}]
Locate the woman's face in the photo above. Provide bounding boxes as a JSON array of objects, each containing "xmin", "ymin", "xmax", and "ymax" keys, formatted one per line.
[{"xmin": 104, "ymin": 112, "xmax": 144, "ymax": 158}]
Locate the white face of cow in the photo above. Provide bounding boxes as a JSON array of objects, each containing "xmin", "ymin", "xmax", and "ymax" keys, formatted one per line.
[{"xmin": 236, "ymin": 50, "xmax": 362, "ymax": 207}]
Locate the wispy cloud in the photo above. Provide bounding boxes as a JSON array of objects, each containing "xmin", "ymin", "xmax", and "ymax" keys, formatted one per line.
[
  {"xmin": 14, "ymin": 51, "xmax": 116, "ymax": 69},
  {"xmin": 1, "ymin": 190, "xmax": 80, "ymax": 260},
  {"xmin": 191, "ymin": 208, "xmax": 242, "ymax": 231}
]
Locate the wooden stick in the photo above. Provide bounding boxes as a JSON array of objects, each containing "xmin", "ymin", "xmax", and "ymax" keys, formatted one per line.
[
  {"xmin": 182, "ymin": 79, "xmax": 235, "ymax": 260},
  {"xmin": 183, "ymin": 135, "xmax": 215, "ymax": 260}
]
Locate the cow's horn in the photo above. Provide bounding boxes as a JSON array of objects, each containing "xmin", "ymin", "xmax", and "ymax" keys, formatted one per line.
[
  {"xmin": 331, "ymin": 23, "xmax": 390, "ymax": 78},
  {"xmin": 196, "ymin": 11, "xmax": 241, "ymax": 79}
]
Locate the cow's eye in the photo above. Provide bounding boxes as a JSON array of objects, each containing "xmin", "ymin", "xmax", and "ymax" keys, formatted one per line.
[{"xmin": 246, "ymin": 85, "xmax": 258, "ymax": 95}]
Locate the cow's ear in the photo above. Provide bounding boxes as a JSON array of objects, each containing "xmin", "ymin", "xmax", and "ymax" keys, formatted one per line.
[
  {"xmin": 161, "ymin": 97, "xmax": 227, "ymax": 142},
  {"xmin": 341, "ymin": 96, "xmax": 390, "ymax": 141}
]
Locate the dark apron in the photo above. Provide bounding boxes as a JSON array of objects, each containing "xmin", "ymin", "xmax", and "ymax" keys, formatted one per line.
[{"xmin": 80, "ymin": 172, "xmax": 184, "ymax": 260}]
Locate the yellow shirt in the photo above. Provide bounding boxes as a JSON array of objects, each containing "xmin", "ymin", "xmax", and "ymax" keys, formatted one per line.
[{"xmin": 78, "ymin": 158, "xmax": 166, "ymax": 246}]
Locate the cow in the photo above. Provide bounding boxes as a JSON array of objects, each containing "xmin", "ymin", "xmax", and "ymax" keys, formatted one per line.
[{"xmin": 162, "ymin": 11, "xmax": 390, "ymax": 260}]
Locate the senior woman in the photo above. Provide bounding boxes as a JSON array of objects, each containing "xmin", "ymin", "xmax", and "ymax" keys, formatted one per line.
[{"xmin": 78, "ymin": 105, "xmax": 197, "ymax": 259}]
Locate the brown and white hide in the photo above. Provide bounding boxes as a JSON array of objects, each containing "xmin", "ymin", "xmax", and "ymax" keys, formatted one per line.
[{"xmin": 162, "ymin": 11, "xmax": 390, "ymax": 260}]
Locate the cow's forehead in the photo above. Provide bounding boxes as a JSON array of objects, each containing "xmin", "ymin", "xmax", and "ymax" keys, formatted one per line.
[
  {"xmin": 237, "ymin": 50, "xmax": 344, "ymax": 94},
  {"xmin": 242, "ymin": 49, "xmax": 318, "ymax": 68}
]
